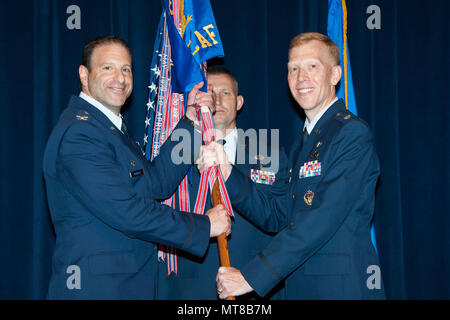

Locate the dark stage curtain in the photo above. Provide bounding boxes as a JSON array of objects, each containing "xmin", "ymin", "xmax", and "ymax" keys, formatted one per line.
[{"xmin": 0, "ymin": 0, "xmax": 448, "ymax": 299}]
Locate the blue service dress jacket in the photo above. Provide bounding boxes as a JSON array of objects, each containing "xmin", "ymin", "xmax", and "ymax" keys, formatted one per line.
[
  {"xmin": 43, "ymin": 95, "xmax": 211, "ymax": 299},
  {"xmin": 157, "ymin": 132, "xmax": 289, "ymax": 299},
  {"xmin": 226, "ymin": 99, "xmax": 386, "ymax": 299}
]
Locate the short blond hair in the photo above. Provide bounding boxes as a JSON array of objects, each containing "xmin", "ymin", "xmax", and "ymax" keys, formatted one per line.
[{"xmin": 289, "ymin": 32, "xmax": 340, "ymax": 65}]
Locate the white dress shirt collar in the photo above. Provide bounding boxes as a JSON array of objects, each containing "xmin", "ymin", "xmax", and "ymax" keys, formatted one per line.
[
  {"xmin": 79, "ymin": 92, "xmax": 123, "ymax": 132},
  {"xmin": 222, "ymin": 128, "xmax": 238, "ymax": 165},
  {"xmin": 303, "ymin": 97, "xmax": 338, "ymax": 134}
]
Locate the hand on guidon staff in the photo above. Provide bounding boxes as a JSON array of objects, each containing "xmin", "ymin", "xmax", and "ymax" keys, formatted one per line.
[
  {"xmin": 206, "ymin": 204, "xmax": 231, "ymax": 238},
  {"xmin": 185, "ymin": 81, "xmax": 214, "ymax": 122},
  {"xmin": 216, "ymin": 266, "xmax": 253, "ymax": 299},
  {"xmin": 197, "ymin": 142, "xmax": 232, "ymax": 180}
]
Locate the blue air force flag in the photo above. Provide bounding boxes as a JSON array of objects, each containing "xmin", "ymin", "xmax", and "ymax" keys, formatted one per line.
[
  {"xmin": 327, "ymin": 0, "xmax": 357, "ymax": 115},
  {"xmin": 163, "ymin": 0, "xmax": 224, "ymax": 93},
  {"xmin": 327, "ymin": 0, "xmax": 378, "ymax": 255}
]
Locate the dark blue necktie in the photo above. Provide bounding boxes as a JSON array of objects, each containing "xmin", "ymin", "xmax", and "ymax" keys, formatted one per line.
[
  {"xmin": 216, "ymin": 139, "xmax": 226, "ymax": 145},
  {"xmin": 302, "ymin": 128, "xmax": 309, "ymax": 145},
  {"xmin": 121, "ymin": 119, "xmax": 129, "ymax": 136}
]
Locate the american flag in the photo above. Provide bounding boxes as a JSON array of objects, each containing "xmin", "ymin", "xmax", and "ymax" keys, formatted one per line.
[{"xmin": 143, "ymin": 0, "xmax": 226, "ymax": 275}]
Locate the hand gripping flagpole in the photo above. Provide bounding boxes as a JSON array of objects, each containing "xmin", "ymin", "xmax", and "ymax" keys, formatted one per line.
[{"xmin": 195, "ymin": 105, "xmax": 235, "ymax": 300}]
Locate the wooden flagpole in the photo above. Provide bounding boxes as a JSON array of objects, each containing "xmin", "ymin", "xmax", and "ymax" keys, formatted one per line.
[{"xmin": 212, "ymin": 180, "xmax": 235, "ymax": 300}]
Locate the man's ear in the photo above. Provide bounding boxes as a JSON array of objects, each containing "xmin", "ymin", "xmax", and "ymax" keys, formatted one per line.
[
  {"xmin": 330, "ymin": 65, "xmax": 342, "ymax": 86},
  {"xmin": 79, "ymin": 65, "xmax": 89, "ymax": 89},
  {"xmin": 236, "ymin": 95, "xmax": 244, "ymax": 111}
]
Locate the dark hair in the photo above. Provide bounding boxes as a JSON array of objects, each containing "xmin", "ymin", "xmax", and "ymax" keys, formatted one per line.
[
  {"xmin": 207, "ymin": 66, "xmax": 239, "ymax": 94},
  {"xmin": 81, "ymin": 35, "xmax": 132, "ymax": 71}
]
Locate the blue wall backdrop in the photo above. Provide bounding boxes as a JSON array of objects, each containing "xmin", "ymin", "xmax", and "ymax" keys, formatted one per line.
[{"xmin": 0, "ymin": 0, "xmax": 448, "ymax": 299}]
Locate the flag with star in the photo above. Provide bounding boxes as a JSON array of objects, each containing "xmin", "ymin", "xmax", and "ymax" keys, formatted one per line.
[{"xmin": 143, "ymin": 0, "xmax": 224, "ymax": 275}]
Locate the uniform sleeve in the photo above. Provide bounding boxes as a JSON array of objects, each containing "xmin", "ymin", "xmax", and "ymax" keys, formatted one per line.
[
  {"xmin": 240, "ymin": 121, "xmax": 380, "ymax": 297},
  {"xmin": 148, "ymin": 116, "xmax": 201, "ymax": 200},
  {"xmin": 56, "ymin": 120, "xmax": 210, "ymax": 258},
  {"xmin": 225, "ymin": 147, "xmax": 290, "ymax": 232}
]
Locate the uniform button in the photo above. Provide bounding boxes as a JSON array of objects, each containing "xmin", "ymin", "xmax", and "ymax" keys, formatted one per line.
[
  {"xmin": 289, "ymin": 168, "xmax": 293, "ymax": 173},
  {"xmin": 288, "ymin": 177, "xmax": 292, "ymax": 183},
  {"xmin": 292, "ymin": 194, "xmax": 295, "ymax": 200}
]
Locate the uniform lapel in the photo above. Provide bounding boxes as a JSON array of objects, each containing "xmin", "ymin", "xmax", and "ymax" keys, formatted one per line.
[
  {"xmin": 235, "ymin": 133, "xmax": 260, "ymax": 174},
  {"xmin": 70, "ymin": 95, "xmax": 143, "ymax": 158},
  {"xmin": 289, "ymin": 127, "xmax": 305, "ymax": 169},
  {"xmin": 69, "ymin": 96, "xmax": 122, "ymax": 137},
  {"xmin": 291, "ymin": 99, "xmax": 347, "ymax": 171}
]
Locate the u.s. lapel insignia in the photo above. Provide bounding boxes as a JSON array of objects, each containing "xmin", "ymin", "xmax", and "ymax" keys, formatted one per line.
[
  {"xmin": 315, "ymin": 141, "xmax": 323, "ymax": 148},
  {"xmin": 310, "ymin": 150, "xmax": 319, "ymax": 159},
  {"xmin": 299, "ymin": 160, "xmax": 321, "ymax": 179},
  {"xmin": 254, "ymin": 155, "xmax": 264, "ymax": 161},
  {"xmin": 254, "ymin": 155, "xmax": 265, "ymax": 169},
  {"xmin": 251, "ymin": 168, "xmax": 275, "ymax": 185},
  {"xmin": 304, "ymin": 190, "xmax": 314, "ymax": 206}
]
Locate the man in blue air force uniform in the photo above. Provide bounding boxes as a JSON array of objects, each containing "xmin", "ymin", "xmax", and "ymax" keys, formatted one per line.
[
  {"xmin": 202, "ymin": 33, "xmax": 385, "ymax": 299},
  {"xmin": 157, "ymin": 67, "xmax": 288, "ymax": 299},
  {"xmin": 42, "ymin": 36, "xmax": 231, "ymax": 299}
]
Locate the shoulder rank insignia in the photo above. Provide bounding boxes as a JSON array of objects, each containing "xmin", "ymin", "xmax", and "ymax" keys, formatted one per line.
[
  {"xmin": 76, "ymin": 115, "xmax": 88, "ymax": 121},
  {"xmin": 299, "ymin": 160, "xmax": 321, "ymax": 179},
  {"xmin": 336, "ymin": 112, "xmax": 353, "ymax": 122},
  {"xmin": 304, "ymin": 190, "xmax": 314, "ymax": 206},
  {"xmin": 251, "ymin": 169, "xmax": 275, "ymax": 185}
]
